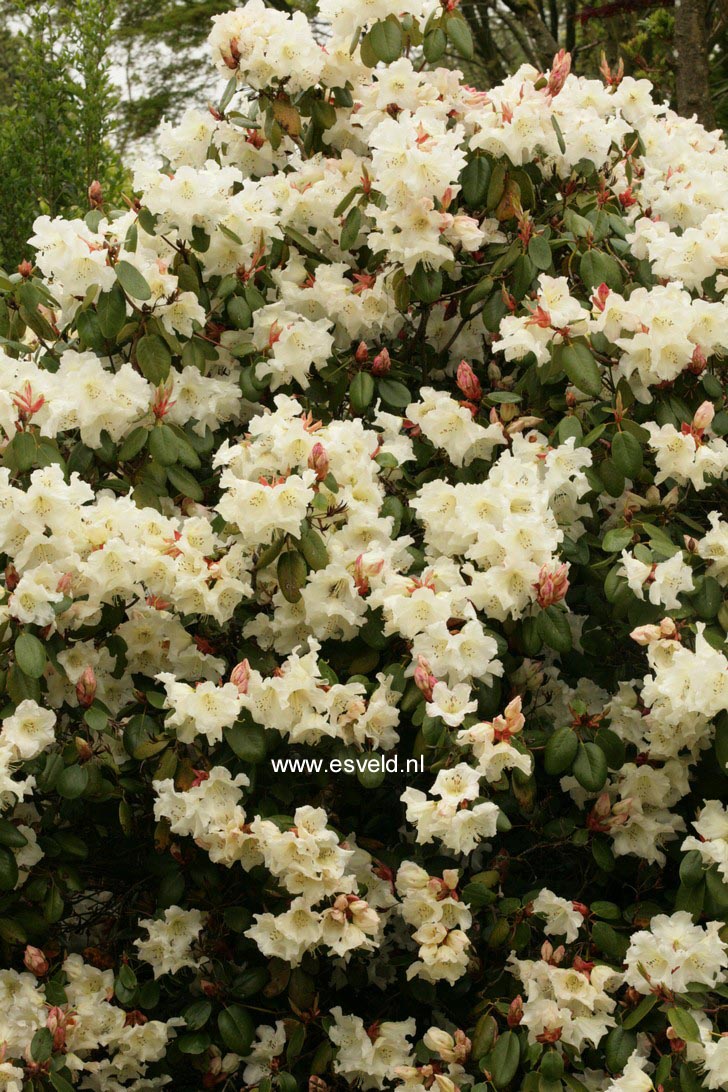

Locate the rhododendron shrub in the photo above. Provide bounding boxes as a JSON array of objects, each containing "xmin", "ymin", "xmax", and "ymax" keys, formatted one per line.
[{"xmin": 0, "ymin": 2, "xmax": 727, "ymax": 1089}]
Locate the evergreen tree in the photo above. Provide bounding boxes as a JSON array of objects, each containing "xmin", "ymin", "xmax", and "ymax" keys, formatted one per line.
[{"xmin": 0, "ymin": 0, "xmax": 122, "ymax": 269}]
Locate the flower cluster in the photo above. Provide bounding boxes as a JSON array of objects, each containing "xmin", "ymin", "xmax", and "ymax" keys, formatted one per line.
[{"xmin": 0, "ymin": 0, "xmax": 726, "ymax": 1087}]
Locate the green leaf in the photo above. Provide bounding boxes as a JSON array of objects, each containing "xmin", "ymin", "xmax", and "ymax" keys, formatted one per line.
[
  {"xmin": 554, "ymin": 341, "xmax": 603, "ymax": 397},
  {"xmin": 544, "ymin": 726, "xmax": 578, "ymax": 775},
  {"xmin": 224, "ymin": 722, "xmax": 267, "ymax": 764},
  {"xmin": 489, "ymin": 1030, "xmax": 520, "ymax": 1089},
  {"xmin": 277, "ymin": 550, "xmax": 308, "ymax": 604},
  {"xmin": 611, "ymin": 431, "xmax": 643, "ymax": 477},
  {"xmin": 167, "ymin": 465, "xmax": 204, "ymax": 502},
  {"xmin": 148, "ymin": 424, "xmax": 179, "ymax": 467},
  {"xmin": 184, "ymin": 1000, "xmax": 212, "ymax": 1030},
  {"xmin": 536, "ymin": 605, "xmax": 572, "ymax": 653},
  {"xmin": 551, "ymin": 114, "xmax": 566, "ymax": 153},
  {"xmin": 591, "ymin": 920, "xmax": 628, "ymax": 961},
  {"xmin": 0, "ymin": 847, "xmax": 19, "ymax": 891},
  {"xmin": 378, "ymin": 378, "xmax": 411, "ymax": 408},
  {"xmin": 591, "ymin": 900, "xmax": 622, "ymax": 920},
  {"xmin": 594, "ymin": 726, "xmax": 626, "ymax": 769},
  {"xmin": 460, "ymin": 157, "xmax": 491, "ymax": 207},
  {"xmin": 0, "ymin": 819, "xmax": 28, "ymax": 849},
  {"xmin": 4, "ymin": 431, "xmax": 37, "ymax": 472},
  {"xmin": 573, "ymin": 742, "xmax": 608, "ymax": 792},
  {"xmin": 299, "ymin": 523, "xmax": 329, "ymax": 571},
  {"xmin": 96, "ymin": 284, "xmax": 127, "ymax": 339},
  {"xmin": 227, "ymin": 296, "xmax": 252, "ymax": 330},
  {"xmin": 217, "ymin": 1004, "xmax": 254, "ymax": 1054},
  {"xmin": 602, "ymin": 526, "xmax": 634, "ymax": 553},
  {"xmin": 411, "ymin": 262, "xmax": 442, "ymax": 303},
  {"xmin": 471, "ymin": 1013, "xmax": 498, "ymax": 1060},
  {"xmin": 368, "ymin": 18, "xmax": 403, "ymax": 63},
  {"xmin": 115, "ymin": 260, "xmax": 152, "ymax": 301},
  {"xmin": 604, "ymin": 1026, "xmax": 637, "ymax": 1074},
  {"xmin": 56, "ymin": 764, "xmax": 89, "ymax": 800},
  {"xmin": 340, "ymin": 206, "xmax": 361, "ymax": 251},
  {"xmin": 580, "ymin": 250, "xmax": 623, "ymax": 292},
  {"xmin": 679, "ymin": 850, "xmax": 705, "ymax": 888},
  {"xmin": 445, "ymin": 13, "xmax": 474, "ymax": 58},
  {"xmin": 136, "ymin": 335, "xmax": 172, "ymax": 385},
  {"xmin": 621, "ymin": 993, "xmax": 659, "ymax": 1030},
  {"xmin": 31, "ymin": 1027, "xmax": 53, "ymax": 1063},
  {"xmin": 14, "ymin": 632, "xmax": 47, "ymax": 678},
  {"xmin": 49, "ymin": 1073, "xmax": 75, "ymax": 1092},
  {"xmin": 178, "ymin": 1031, "xmax": 212, "ymax": 1054},
  {"xmin": 350, "ymin": 370, "xmax": 375, "ymax": 413},
  {"xmin": 423, "ymin": 26, "xmax": 447, "ymax": 63},
  {"xmin": 666, "ymin": 1007, "xmax": 701, "ymax": 1044},
  {"xmin": 690, "ymin": 575, "xmax": 722, "ymax": 620},
  {"xmin": 118, "ymin": 427, "xmax": 149, "ymax": 463},
  {"xmin": 528, "ymin": 235, "xmax": 552, "ymax": 271}
]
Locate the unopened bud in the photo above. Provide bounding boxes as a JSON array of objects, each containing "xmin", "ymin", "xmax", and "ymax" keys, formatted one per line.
[
  {"xmin": 17, "ymin": 259, "xmax": 33, "ymax": 279},
  {"xmin": 88, "ymin": 180, "xmax": 104, "ymax": 209},
  {"xmin": 534, "ymin": 563, "xmax": 569, "ymax": 608},
  {"xmin": 693, "ymin": 401, "xmax": 715, "ymax": 431},
  {"xmin": 308, "ymin": 442, "xmax": 330, "ymax": 482},
  {"xmin": 487, "ymin": 361, "xmax": 502, "ymax": 383},
  {"xmin": 413, "ymin": 656, "xmax": 436, "ymax": 702},
  {"xmin": 355, "ymin": 341, "xmax": 369, "ymax": 363},
  {"xmin": 591, "ymin": 282, "xmax": 610, "ymax": 312},
  {"xmin": 423, "ymin": 1028, "xmax": 455, "ymax": 1058},
  {"xmin": 547, "ymin": 49, "xmax": 571, "ymax": 96},
  {"xmin": 75, "ymin": 666, "xmax": 97, "ymax": 708},
  {"xmin": 230, "ymin": 659, "xmax": 251, "ymax": 694},
  {"xmin": 46, "ymin": 1006, "xmax": 71, "ymax": 1051},
  {"xmin": 689, "ymin": 346, "xmax": 707, "ymax": 375},
  {"xmin": 75, "ymin": 737, "xmax": 93, "ymax": 762},
  {"xmin": 456, "ymin": 360, "xmax": 482, "ymax": 401},
  {"xmin": 23, "ymin": 945, "xmax": 49, "ymax": 977},
  {"xmin": 507, "ymin": 995, "xmax": 524, "ymax": 1027},
  {"xmin": 371, "ymin": 348, "xmax": 391, "ymax": 376}
]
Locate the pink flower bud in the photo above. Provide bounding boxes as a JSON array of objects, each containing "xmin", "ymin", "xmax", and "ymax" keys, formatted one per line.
[
  {"xmin": 629, "ymin": 623, "xmax": 663, "ymax": 646},
  {"xmin": 591, "ymin": 283, "xmax": 610, "ymax": 312},
  {"xmin": 88, "ymin": 180, "xmax": 103, "ymax": 208},
  {"xmin": 75, "ymin": 666, "xmax": 97, "ymax": 708},
  {"xmin": 56, "ymin": 572, "xmax": 73, "ymax": 595},
  {"xmin": 689, "ymin": 346, "xmax": 707, "ymax": 374},
  {"xmin": 413, "ymin": 656, "xmax": 437, "ymax": 702},
  {"xmin": 547, "ymin": 49, "xmax": 572, "ymax": 96},
  {"xmin": 534, "ymin": 563, "xmax": 569, "ymax": 608},
  {"xmin": 456, "ymin": 360, "xmax": 482, "ymax": 401},
  {"xmin": 230, "ymin": 659, "xmax": 251, "ymax": 694},
  {"xmin": 23, "ymin": 945, "xmax": 49, "ymax": 977},
  {"xmin": 507, "ymin": 995, "xmax": 524, "ymax": 1026},
  {"xmin": 308, "ymin": 442, "xmax": 330, "ymax": 482},
  {"xmin": 693, "ymin": 401, "xmax": 715, "ymax": 431},
  {"xmin": 371, "ymin": 348, "xmax": 391, "ymax": 376},
  {"xmin": 355, "ymin": 341, "xmax": 369, "ymax": 363},
  {"xmin": 46, "ymin": 1006, "xmax": 73, "ymax": 1052}
]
